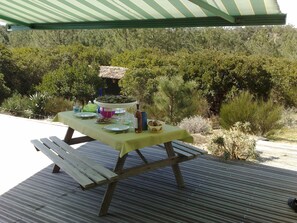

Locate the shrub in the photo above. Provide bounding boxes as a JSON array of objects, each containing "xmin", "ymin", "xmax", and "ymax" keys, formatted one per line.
[
  {"xmin": 254, "ymin": 99, "xmax": 283, "ymax": 135},
  {"xmin": 220, "ymin": 91, "xmax": 283, "ymax": 136},
  {"xmin": 0, "ymin": 93, "xmax": 73, "ymax": 119},
  {"xmin": 0, "ymin": 93, "xmax": 32, "ymax": 118},
  {"xmin": 179, "ymin": 115, "xmax": 212, "ymax": 134},
  {"xmin": 29, "ymin": 92, "xmax": 49, "ymax": 119},
  {"xmin": 220, "ymin": 91, "xmax": 257, "ymax": 131},
  {"xmin": 208, "ymin": 122, "xmax": 257, "ymax": 160},
  {"xmin": 44, "ymin": 97, "xmax": 73, "ymax": 117}
]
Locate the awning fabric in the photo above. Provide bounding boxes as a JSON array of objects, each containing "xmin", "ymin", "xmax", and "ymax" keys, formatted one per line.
[{"xmin": 0, "ymin": 0, "xmax": 286, "ymax": 31}]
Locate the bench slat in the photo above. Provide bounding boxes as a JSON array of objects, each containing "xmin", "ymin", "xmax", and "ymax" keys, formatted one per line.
[
  {"xmin": 49, "ymin": 136, "xmax": 117, "ymax": 180},
  {"xmin": 157, "ymin": 141, "xmax": 206, "ymax": 157},
  {"xmin": 172, "ymin": 143, "xmax": 199, "ymax": 156},
  {"xmin": 40, "ymin": 138, "xmax": 107, "ymax": 184},
  {"xmin": 173, "ymin": 140, "xmax": 207, "ymax": 155},
  {"xmin": 173, "ymin": 148, "xmax": 193, "ymax": 157},
  {"xmin": 31, "ymin": 139, "xmax": 95, "ymax": 189}
]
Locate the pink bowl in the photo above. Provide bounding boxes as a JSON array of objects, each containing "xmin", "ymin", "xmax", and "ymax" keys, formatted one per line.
[{"xmin": 100, "ymin": 108, "xmax": 115, "ymax": 118}]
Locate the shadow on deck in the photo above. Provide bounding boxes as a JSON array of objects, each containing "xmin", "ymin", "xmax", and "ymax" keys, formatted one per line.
[{"xmin": 1, "ymin": 141, "xmax": 297, "ymax": 223}]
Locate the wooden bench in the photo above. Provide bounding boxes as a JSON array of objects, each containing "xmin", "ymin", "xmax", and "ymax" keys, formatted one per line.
[
  {"xmin": 158, "ymin": 140, "xmax": 207, "ymax": 159},
  {"xmin": 31, "ymin": 136, "xmax": 205, "ymax": 216},
  {"xmin": 31, "ymin": 136, "xmax": 118, "ymax": 190},
  {"xmin": 172, "ymin": 140, "xmax": 208, "ymax": 157}
]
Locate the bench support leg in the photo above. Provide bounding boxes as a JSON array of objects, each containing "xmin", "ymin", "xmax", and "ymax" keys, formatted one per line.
[
  {"xmin": 164, "ymin": 142, "xmax": 185, "ymax": 188},
  {"xmin": 52, "ymin": 127, "xmax": 75, "ymax": 173},
  {"xmin": 136, "ymin": 149, "xmax": 148, "ymax": 164},
  {"xmin": 99, "ymin": 154, "xmax": 127, "ymax": 216}
]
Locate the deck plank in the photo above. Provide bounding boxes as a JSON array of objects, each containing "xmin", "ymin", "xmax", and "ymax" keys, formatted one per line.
[{"xmin": 1, "ymin": 141, "xmax": 297, "ymax": 223}]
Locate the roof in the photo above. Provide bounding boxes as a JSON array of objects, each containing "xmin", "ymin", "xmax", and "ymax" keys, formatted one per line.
[
  {"xmin": 99, "ymin": 66, "xmax": 127, "ymax": 79},
  {"xmin": 0, "ymin": 0, "xmax": 286, "ymax": 31}
]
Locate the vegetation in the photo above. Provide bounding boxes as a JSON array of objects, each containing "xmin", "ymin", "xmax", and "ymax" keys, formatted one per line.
[
  {"xmin": 1, "ymin": 93, "xmax": 32, "ymax": 118},
  {"xmin": 220, "ymin": 91, "xmax": 283, "ymax": 136},
  {"xmin": 0, "ymin": 92, "xmax": 72, "ymax": 118},
  {"xmin": 0, "ymin": 25, "xmax": 296, "ymax": 141},
  {"xmin": 153, "ymin": 75, "xmax": 204, "ymax": 123},
  {"xmin": 267, "ymin": 108, "xmax": 297, "ymax": 142},
  {"xmin": 179, "ymin": 116, "xmax": 212, "ymax": 134},
  {"xmin": 208, "ymin": 122, "xmax": 257, "ymax": 160},
  {"xmin": 37, "ymin": 61, "xmax": 104, "ymax": 104}
]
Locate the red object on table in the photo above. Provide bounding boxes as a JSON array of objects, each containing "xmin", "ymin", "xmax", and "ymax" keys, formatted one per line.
[{"xmin": 101, "ymin": 107, "xmax": 115, "ymax": 118}]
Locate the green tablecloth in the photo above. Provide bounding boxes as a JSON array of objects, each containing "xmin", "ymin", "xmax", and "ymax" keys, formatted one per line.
[{"xmin": 53, "ymin": 111, "xmax": 193, "ymax": 157}]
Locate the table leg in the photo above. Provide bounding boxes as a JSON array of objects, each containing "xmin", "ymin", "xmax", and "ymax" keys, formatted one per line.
[
  {"xmin": 164, "ymin": 142, "xmax": 185, "ymax": 188},
  {"xmin": 99, "ymin": 154, "xmax": 128, "ymax": 216},
  {"xmin": 63, "ymin": 127, "xmax": 75, "ymax": 143},
  {"xmin": 52, "ymin": 127, "xmax": 74, "ymax": 173}
]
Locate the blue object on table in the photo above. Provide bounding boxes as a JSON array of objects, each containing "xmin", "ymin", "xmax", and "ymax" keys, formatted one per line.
[
  {"xmin": 98, "ymin": 88, "xmax": 103, "ymax": 96},
  {"xmin": 141, "ymin": 112, "xmax": 148, "ymax": 130},
  {"xmin": 73, "ymin": 105, "xmax": 81, "ymax": 113}
]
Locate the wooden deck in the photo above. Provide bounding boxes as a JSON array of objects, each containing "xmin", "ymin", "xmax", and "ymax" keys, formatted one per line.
[{"xmin": 1, "ymin": 141, "xmax": 297, "ymax": 223}]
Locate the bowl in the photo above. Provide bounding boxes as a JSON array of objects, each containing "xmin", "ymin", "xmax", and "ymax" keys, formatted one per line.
[
  {"xmin": 147, "ymin": 120, "xmax": 164, "ymax": 133},
  {"xmin": 100, "ymin": 107, "xmax": 115, "ymax": 118}
]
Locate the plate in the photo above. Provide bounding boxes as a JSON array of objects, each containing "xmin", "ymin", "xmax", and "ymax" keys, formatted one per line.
[
  {"xmin": 74, "ymin": 112, "xmax": 97, "ymax": 118},
  {"xmin": 94, "ymin": 100, "xmax": 137, "ymax": 109},
  {"xmin": 103, "ymin": 124, "xmax": 129, "ymax": 132}
]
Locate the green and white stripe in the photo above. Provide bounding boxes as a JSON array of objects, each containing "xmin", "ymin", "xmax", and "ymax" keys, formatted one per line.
[{"xmin": 0, "ymin": 0, "xmax": 286, "ymax": 30}]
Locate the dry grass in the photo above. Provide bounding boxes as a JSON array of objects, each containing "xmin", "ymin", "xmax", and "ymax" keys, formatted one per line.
[
  {"xmin": 192, "ymin": 129, "xmax": 223, "ymax": 150},
  {"xmin": 268, "ymin": 127, "xmax": 297, "ymax": 143}
]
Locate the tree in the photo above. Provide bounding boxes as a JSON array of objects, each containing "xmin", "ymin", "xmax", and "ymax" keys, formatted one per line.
[
  {"xmin": 0, "ymin": 73, "xmax": 10, "ymax": 103},
  {"xmin": 11, "ymin": 47, "xmax": 51, "ymax": 95},
  {"xmin": 153, "ymin": 75, "xmax": 203, "ymax": 124},
  {"xmin": 111, "ymin": 48, "xmax": 169, "ymax": 69},
  {"xmin": 37, "ymin": 61, "xmax": 104, "ymax": 104},
  {"xmin": 0, "ymin": 44, "xmax": 20, "ymax": 99},
  {"xmin": 266, "ymin": 57, "xmax": 297, "ymax": 107},
  {"xmin": 119, "ymin": 68, "xmax": 159, "ymax": 106}
]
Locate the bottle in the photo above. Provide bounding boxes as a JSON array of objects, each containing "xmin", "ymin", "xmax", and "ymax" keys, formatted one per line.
[
  {"xmin": 141, "ymin": 111, "xmax": 148, "ymax": 130},
  {"xmin": 134, "ymin": 103, "xmax": 142, "ymax": 133}
]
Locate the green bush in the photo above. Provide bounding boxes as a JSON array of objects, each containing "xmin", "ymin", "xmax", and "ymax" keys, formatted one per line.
[
  {"xmin": 220, "ymin": 91, "xmax": 283, "ymax": 136},
  {"xmin": 29, "ymin": 92, "xmax": 49, "ymax": 119},
  {"xmin": 44, "ymin": 96, "xmax": 73, "ymax": 117},
  {"xmin": 220, "ymin": 92, "xmax": 257, "ymax": 131},
  {"xmin": 0, "ymin": 93, "xmax": 32, "ymax": 118},
  {"xmin": 0, "ymin": 93, "xmax": 73, "ymax": 119},
  {"xmin": 208, "ymin": 122, "xmax": 257, "ymax": 160},
  {"xmin": 254, "ymin": 99, "xmax": 283, "ymax": 135}
]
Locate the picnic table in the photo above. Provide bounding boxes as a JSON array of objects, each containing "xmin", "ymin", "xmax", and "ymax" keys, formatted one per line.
[{"xmin": 31, "ymin": 111, "xmax": 206, "ymax": 216}]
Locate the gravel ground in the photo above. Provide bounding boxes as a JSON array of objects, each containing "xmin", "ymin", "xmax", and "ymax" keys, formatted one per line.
[{"xmin": 192, "ymin": 132, "xmax": 297, "ymax": 171}]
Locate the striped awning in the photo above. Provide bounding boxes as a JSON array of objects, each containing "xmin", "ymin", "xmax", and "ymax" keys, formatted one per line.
[{"xmin": 0, "ymin": 0, "xmax": 286, "ymax": 31}]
